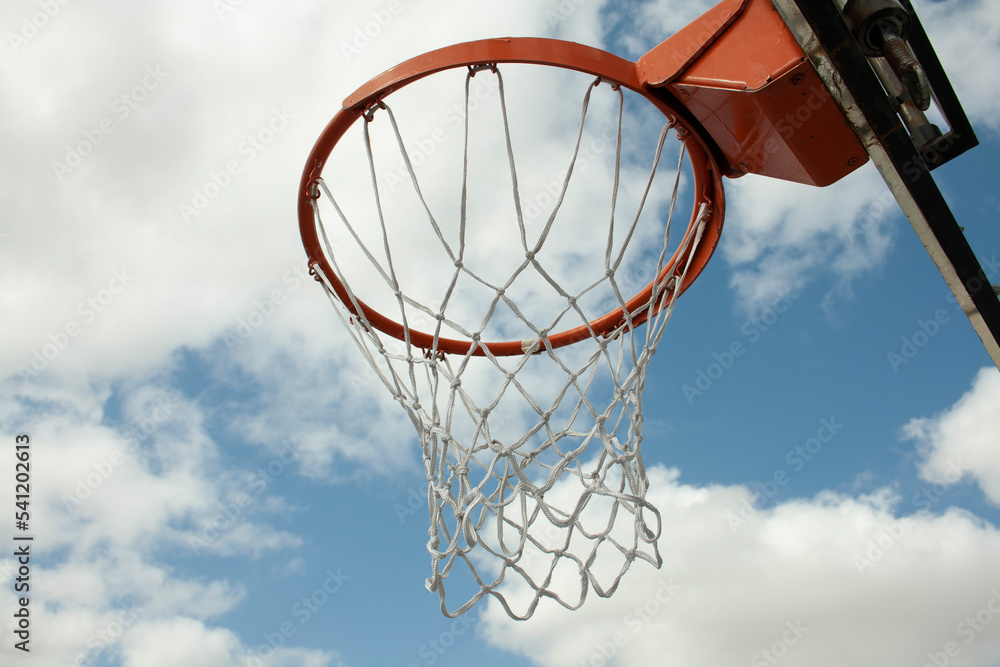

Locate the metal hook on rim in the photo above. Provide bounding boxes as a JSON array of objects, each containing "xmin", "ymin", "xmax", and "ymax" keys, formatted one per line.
[
  {"xmin": 592, "ymin": 76, "xmax": 621, "ymax": 91},
  {"xmin": 363, "ymin": 99, "xmax": 386, "ymax": 122},
  {"xmin": 307, "ymin": 178, "xmax": 323, "ymax": 200},
  {"xmin": 468, "ymin": 63, "xmax": 498, "ymax": 77}
]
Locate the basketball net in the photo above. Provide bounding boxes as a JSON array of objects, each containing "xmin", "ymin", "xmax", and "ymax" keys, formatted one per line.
[{"xmin": 307, "ymin": 66, "xmax": 710, "ymax": 619}]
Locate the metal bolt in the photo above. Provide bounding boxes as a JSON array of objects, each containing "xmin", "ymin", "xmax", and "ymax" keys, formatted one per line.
[{"xmin": 879, "ymin": 26, "xmax": 931, "ymax": 110}]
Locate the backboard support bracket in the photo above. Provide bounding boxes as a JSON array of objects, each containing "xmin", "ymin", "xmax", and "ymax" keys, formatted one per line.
[{"xmin": 773, "ymin": 0, "xmax": 1000, "ymax": 371}]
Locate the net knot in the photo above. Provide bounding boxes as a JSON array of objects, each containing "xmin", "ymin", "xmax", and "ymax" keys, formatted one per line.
[{"xmin": 488, "ymin": 439, "xmax": 507, "ymax": 454}]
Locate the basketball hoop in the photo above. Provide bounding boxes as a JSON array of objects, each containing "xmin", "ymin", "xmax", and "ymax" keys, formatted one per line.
[
  {"xmin": 295, "ymin": 0, "xmax": 995, "ymax": 620},
  {"xmin": 298, "ymin": 38, "xmax": 724, "ymax": 619}
]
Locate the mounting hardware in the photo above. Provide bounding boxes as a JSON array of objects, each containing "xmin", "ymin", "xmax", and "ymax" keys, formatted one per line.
[{"xmin": 843, "ymin": 0, "xmax": 930, "ymax": 110}]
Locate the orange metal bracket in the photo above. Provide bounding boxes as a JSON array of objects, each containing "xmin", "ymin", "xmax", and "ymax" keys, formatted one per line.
[{"xmin": 638, "ymin": 0, "xmax": 869, "ymax": 186}]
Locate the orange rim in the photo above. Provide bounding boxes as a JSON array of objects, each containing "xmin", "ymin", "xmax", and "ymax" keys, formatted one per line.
[{"xmin": 298, "ymin": 37, "xmax": 724, "ymax": 357}]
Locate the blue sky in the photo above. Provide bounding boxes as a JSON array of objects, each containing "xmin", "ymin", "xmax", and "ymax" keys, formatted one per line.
[{"xmin": 2, "ymin": 0, "xmax": 1000, "ymax": 666}]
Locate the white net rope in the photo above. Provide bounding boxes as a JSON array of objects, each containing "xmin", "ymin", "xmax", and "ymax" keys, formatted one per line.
[{"xmin": 308, "ymin": 66, "xmax": 709, "ymax": 619}]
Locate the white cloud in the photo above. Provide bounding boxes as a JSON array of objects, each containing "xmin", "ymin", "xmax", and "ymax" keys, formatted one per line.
[
  {"xmin": 4, "ymin": 0, "xmax": 989, "ymax": 382},
  {"xmin": 0, "ymin": 0, "xmax": 561, "ymax": 382},
  {"xmin": 613, "ymin": 0, "xmax": 719, "ymax": 58},
  {"xmin": 213, "ymin": 318, "xmax": 423, "ymax": 480},
  {"xmin": 2, "ymin": 1, "xmax": 998, "ymax": 665},
  {"xmin": 918, "ymin": 0, "xmax": 1000, "ymax": 134},
  {"xmin": 476, "ymin": 364, "xmax": 1000, "ymax": 666},
  {"xmin": 119, "ymin": 616, "xmax": 343, "ymax": 667},
  {"xmin": 479, "ymin": 466, "xmax": 1000, "ymax": 667},
  {"xmin": 0, "ymin": 380, "xmax": 314, "ymax": 665},
  {"xmin": 602, "ymin": 0, "xmax": 999, "ymax": 316},
  {"xmin": 719, "ymin": 163, "xmax": 897, "ymax": 315},
  {"xmin": 906, "ymin": 367, "xmax": 1000, "ymax": 505}
]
